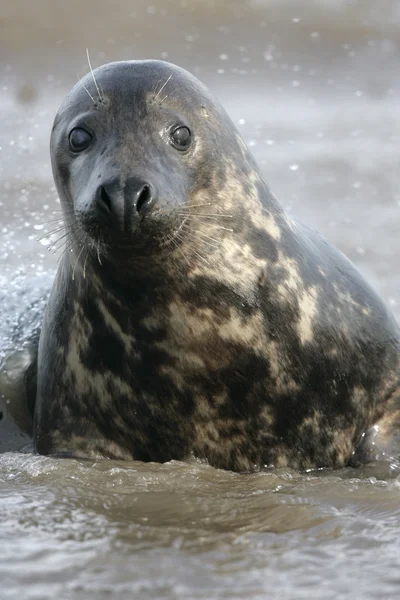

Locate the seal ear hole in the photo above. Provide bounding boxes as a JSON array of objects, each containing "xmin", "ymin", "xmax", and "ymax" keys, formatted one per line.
[{"xmin": 136, "ymin": 185, "xmax": 152, "ymax": 214}]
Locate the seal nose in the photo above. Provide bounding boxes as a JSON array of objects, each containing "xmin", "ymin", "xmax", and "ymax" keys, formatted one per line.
[
  {"xmin": 96, "ymin": 185, "xmax": 114, "ymax": 217},
  {"xmin": 93, "ymin": 178, "xmax": 155, "ymax": 230},
  {"xmin": 131, "ymin": 182, "xmax": 154, "ymax": 217}
]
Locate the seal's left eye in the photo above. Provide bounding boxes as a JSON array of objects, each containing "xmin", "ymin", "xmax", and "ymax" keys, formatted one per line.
[
  {"xmin": 69, "ymin": 128, "xmax": 92, "ymax": 152},
  {"xmin": 170, "ymin": 126, "xmax": 191, "ymax": 150}
]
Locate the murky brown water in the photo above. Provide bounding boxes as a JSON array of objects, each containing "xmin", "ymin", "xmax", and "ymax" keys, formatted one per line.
[{"xmin": 1, "ymin": 1, "xmax": 400, "ymax": 598}]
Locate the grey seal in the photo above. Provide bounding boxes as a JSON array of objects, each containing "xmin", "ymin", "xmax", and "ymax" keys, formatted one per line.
[{"xmin": 9, "ymin": 60, "xmax": 400, "ymax": 471}]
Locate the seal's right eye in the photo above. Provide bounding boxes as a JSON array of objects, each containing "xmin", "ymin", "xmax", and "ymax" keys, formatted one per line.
[{"xmin": 69, "ymin": 128, "xmax": 92, "ymax": 152}]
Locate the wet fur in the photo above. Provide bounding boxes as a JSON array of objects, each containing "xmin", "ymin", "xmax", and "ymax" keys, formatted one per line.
[{"xmin": 28, "ymin": 60, "xmax": 400, "ymax": 471}]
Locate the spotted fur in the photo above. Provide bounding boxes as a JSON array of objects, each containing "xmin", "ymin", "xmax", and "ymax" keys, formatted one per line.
[{"xmin": 32, "ymin": 60, "xmax": 400, "ymax": 471}]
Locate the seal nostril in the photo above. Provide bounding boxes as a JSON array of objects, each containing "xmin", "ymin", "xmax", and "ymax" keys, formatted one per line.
[
  {"xmin": 136, "ymin": 185, "xmax": 151, "ymax": 214},
  {"xmin": 99, "ymin": 186, "xmax": 112, "ymax": 213}
]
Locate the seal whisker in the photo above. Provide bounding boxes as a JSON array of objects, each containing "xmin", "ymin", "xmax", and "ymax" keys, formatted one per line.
[
  {"xmin": 83, "ymin": 247, "xmax": 91, "ymax": 279},
  {"xmin": 174, "ymin": 230, "xmax": 212, "ymax": 266},
  {"xmin": 39, "ymin": 223, "xmax": 66, "ymax": 234},
  {"xmin": 51, "ymin": 225, "xmax": 80, "ymax": 252},
  {"xmin": 180, "ymin": 231, "xmax": 217, "ymax": 250},
  {"xmin": 194, "ymin": 222, "xmax": 242, "ymax": 241},
  {"xmin": 153, "ymin": 75, "xmax": 172, "ymax": 103},
  {"xmin": 172, "ymin": 214, "xmax": 225, "ymax": 221},
  {"xmin": 159, "ymin": 216, "xmax": 188, "ymax": 249},
  {"xmin": 76, "ymin": 73, "xmax": 97, "ymax": 105},
  {"xmin": 36, "ymin": 226, "xmax": 67, "ymax": 244},
  {"xmin": 56, "ymin": 238, "xmax": 75, "ymax": 262},
  {"xmin": 39, "ymin": 221, "xmax": 65, "ymax": 231},
  {"xmin": 41, "ymin": 208, "xmax": 73, "ymax": 215},
  {"xmin": 152, "ymin": 77, "xmax": 162, "ymax": 95},
  {"xmin": 197, "ymin": 227, "xmax": 250, "ymax": 256},
  {"xmin": 161, "ymin": 231, "xmax": 188, "ymax": 270},
  {"xmin": 175, "ymin": 212, "xmax": 233, "ymax": 219},
  {"xmin": 181, "ymin": 203, "xmax": 213, "ymax": 209},
  {"xmin": 98, "ymin": 82, "xmax": 105, "ymax": 102},
  {"xmin": 154, "ymin": 207, "xmax": 234, "ymax": 220},
  {"xmin": 183, "ymin": 223, "xmax": 250, "ymax": 262},
  {"xmin": 38, "ymin": 216, "xmax": 66, "ymax": 225},
  {"xmin": 58, "ymin": 246, "xmax": 76, "ymax": 265},
  {"xmin": 180, "ymin": 222, "xmax": 221, "ymax": 246},
  {"xmin": 51, "ymin": 239, "xmax": 70, "ymax": 255},
  {"xmin": 156, "ymin": 202, "xmax": 213, "ymax": 211},
  {"xmin": 47, "ymin": 231, "xmax": 71, "ymax": 252},
  {"xmin": 172, "ymin": 235, "xmax": 191, "ymax": 271},
  {"xmin": 86, "ymin": 48, "xmax": 103, "ymax": 103},
  {"xmin": 96, "ymin": 241, "xmax": 103, "ymax": 266},
  {"xmin": 72, "ymin": 244, "xmax": 86, "ymax": 281},
  {"xmin": 188, "ymin": 230, "xmax": 221, "ymax": 245},
  {"xmin": 207, "ymin": 225, "xmax": 234, "ymax": 232}
]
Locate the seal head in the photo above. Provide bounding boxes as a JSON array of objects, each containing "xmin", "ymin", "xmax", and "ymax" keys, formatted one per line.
[{"xmin": 50, "ymin": 60, "xmax": 256, "ymax": 276}]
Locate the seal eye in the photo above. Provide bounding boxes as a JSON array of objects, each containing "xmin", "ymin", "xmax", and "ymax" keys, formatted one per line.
[
  {"xmin": 69, "ymin": 128, "xmax": 92, "ymax": 152},
  {"xmin": 170, "ymin": 126, "xmax": 191, "ymax": 150}
]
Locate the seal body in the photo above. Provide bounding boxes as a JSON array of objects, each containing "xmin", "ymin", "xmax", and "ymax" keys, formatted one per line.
[{"xmin": 32, "ymin": 60, "xmax": 400, "ymax": 471}]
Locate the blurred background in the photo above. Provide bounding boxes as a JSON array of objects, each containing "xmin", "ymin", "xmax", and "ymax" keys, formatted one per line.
[{"xmin": 1, "ymin": 3, "xmax": 400, "ymax": 599}]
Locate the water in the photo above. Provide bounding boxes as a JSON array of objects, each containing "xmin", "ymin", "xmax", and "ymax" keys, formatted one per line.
[{"xmin": 1, "ymin": 1, "xmax": 400, "ymax": 598}]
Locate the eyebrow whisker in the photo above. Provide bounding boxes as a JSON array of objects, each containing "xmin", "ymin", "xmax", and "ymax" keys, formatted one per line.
[
  {"xmin": 76, "ymin": 74, "xmax": 97, "ymax": 105},
  {"xmin": 153, "ymin": 75, "xmax": 172, "ymax": 103},
  {"xmin": 86, "ymin": 47, "xmax": 103, "ymax": 102}
]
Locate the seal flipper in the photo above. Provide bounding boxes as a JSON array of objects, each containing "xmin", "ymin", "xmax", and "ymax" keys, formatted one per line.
[
  {"xmin": 350, "ymin": 386, "xmax": 400, "ymax": 467},
  {"xmin": 25, "ymin": 349, "xmax": 37, "ymax": 422},
  {"xmin": 0, "ymin": 279, "xmax": 49, "ymax": 452},
  {"xmin": 0, "ymin": 343, "xmax": 38, "ymax": 445}
]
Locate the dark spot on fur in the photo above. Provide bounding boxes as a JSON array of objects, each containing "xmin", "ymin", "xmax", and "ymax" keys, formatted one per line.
[
  {"xmin": 247, "ymin": 227, "xmax": 279, "ymax": 262},
  {"xmin": 81, "ymin": 296, "xmax": 127, "ymax": 377},
  {"xmin": 182, "ymin": 276, "xmax": 258, "ymax": 318}
]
